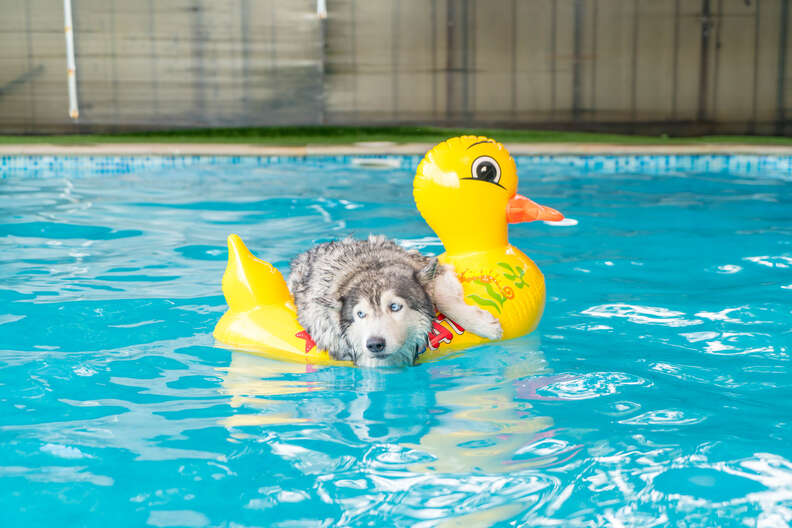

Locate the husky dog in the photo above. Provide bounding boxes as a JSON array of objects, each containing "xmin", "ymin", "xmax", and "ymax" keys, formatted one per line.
[{"xmin": 288, "ymin": 236, "xmax": 502, "ymax": 367}]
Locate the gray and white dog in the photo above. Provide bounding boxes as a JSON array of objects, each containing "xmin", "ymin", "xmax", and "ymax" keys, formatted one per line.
[{"xmin": 288, "ymin": 235, "xmax": 502, "ymax": 367}]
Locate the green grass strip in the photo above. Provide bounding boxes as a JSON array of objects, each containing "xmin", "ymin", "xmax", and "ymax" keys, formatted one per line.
[{"xmin": 2, "ymin": 126, "xmax": 792, "ymax": 145}]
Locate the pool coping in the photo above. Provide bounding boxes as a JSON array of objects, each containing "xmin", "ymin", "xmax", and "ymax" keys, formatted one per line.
[{"xmin": 4, "ymin": 142, "xmax": 792, "ymax": 156}]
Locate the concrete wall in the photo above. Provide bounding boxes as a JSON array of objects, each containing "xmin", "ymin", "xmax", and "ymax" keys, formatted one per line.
[
  {"xmin": 325, "ymin": 0, "xmax": 792, "ymax": 135},
  {"xmin": 2, "ymin": 0, "xmax": 790, "ymax": 134},
  {"xmin": 0, "ymin": 0, "xmax": 322, "ymax": 133}
]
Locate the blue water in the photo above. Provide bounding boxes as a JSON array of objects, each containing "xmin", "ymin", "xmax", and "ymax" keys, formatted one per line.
[{"xmin": 1, "ymin": 155, "xmax": 791, "ymax": 527}]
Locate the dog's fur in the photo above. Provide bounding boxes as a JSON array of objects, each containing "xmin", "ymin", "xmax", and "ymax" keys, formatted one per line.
[{"xmin": 288, "ymin": 236, "xmax": 502, "ymax": 367}]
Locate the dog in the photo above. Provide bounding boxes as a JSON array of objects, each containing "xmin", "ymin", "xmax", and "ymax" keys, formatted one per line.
[{"xmin": 288, "ymin": 235, "xmax": 502, "ymax": 367}]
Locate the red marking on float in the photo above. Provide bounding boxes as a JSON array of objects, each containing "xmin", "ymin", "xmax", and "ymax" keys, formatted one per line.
[
  {"xmin": 437, "ymin": 313, "xmax": 465, "ymax": 334},
  {"xmin": 295, "ymin": 330, "xmax": 316, "ymax": 353},
  {"xmin": 427, "ymin": 312, "xmax": 465, "ymax": 350}
]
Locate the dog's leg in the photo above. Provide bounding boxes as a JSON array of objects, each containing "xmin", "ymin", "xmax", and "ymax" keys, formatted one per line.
[{"xmin": 430, "ymin": 266, "xmax": 503, "ymax": 340}]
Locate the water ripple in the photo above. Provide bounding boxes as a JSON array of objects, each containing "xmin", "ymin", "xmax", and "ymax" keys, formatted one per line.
[
  {"xmin": 535, "ymin": 372, "xmax": 649, "ymax": 401},
  {"xmin": 3, "ymin": 158, "xmax": 792, "ymax": 526},
  {"xmin": 619, "ymin": 409, "xmax": 707, "ymax": 426},
  {"xmin": 582, "ymin": 304, "xmax": 703, "ymax": 327}
]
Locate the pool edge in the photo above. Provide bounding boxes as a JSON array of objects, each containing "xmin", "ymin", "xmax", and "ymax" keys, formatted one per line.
[{"xmin": 4, "ymin": 142, "xmax": 792, "ymax": 157}]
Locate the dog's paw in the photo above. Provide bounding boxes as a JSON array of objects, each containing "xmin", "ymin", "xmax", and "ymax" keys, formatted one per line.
[{"xmin": 470, "ymin": 308, "xmax": 503, "ymax": 340}]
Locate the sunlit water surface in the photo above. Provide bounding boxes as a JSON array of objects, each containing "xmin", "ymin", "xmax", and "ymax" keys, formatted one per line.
[{"xmin": 1, "ymin": 155, "xmax": 791, "ymax": 527}]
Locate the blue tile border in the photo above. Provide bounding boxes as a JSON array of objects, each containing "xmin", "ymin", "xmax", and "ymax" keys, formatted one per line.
[
  {"xmin": 2, "ymin": 153, "xmax": 791, "ymax": 180},
  {"xmin": 514, "ymin": 154, "xmax": 792, "ymax": 178}
]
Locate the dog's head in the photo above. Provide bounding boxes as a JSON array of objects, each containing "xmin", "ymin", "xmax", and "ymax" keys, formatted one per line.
[{"xmin": 330, "ymin": 262, "xmax": 436, "ymax": 367}]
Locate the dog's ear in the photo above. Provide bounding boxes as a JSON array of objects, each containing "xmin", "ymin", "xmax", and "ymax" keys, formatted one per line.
[
  {"xmin": 415, "ymin": 258, "xmax": 438, "ymax": 286},
  {"xmin": 314, "ymin": 295, "xmax": 342, "ymax": 311}
]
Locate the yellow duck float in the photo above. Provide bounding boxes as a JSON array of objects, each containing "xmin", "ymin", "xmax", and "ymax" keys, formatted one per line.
[{"xmin": 213, "ymin": 136, "xmax": 563, "ymax": 366}]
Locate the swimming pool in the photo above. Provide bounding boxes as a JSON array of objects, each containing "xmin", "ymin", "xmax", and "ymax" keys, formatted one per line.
[{"xmin": 2, "ymin": 153, "xmax": 791, "ymax": 526}]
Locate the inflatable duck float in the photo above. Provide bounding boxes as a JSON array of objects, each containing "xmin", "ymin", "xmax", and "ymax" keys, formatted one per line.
[{"xmin": 213, "ymin": 136, "xmax": 563, "ymax": 366}]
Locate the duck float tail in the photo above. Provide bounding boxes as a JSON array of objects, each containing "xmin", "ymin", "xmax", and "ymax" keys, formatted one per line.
[
  {"xmin": 221, "ymin": 234, "xmax": 291, "ymax": 311},
  {"xmin": 214, "ymin": 235, "xmax": 348, "ymax": 366}
]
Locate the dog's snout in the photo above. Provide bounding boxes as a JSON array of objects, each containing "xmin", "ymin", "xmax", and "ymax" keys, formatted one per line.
[{"xmin": 366, "ymin": 336, "xmax": 386, "ymax": 354}]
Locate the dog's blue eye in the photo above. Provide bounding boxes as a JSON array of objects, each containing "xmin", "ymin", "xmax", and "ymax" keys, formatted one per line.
[
  {"xmin": 390, "ymin": 303, "xmax": 402, "ymax": 312},
  {"xmin": 356, "ymin": 311, "xmax": 366, "ymax": 319}
]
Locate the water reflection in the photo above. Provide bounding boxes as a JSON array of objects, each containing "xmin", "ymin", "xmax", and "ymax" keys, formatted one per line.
[
  {"xmin": 216, "ymin": 340, "xmax": 568, "ymax": 523},
  {"xmin": 218, "ymin": 338, "xmax": 556, "ymax": 475}
]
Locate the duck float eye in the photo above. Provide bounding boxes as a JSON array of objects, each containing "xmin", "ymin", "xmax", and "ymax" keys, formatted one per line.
[{"xmin": 470, "ymin": 156, "xmax": 501, "ymax": 185}]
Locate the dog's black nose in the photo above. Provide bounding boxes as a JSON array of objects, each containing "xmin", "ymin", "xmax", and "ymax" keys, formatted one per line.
[{"xmin": 366, "ymin": 336, "xmax": 386, "ymax": 354}]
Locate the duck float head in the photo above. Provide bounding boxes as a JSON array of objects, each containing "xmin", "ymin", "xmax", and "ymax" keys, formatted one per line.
[
  {"xmin": 213, "ymin": 136, "xmax": 563, "ymax": 365},
  {"xmin": 413, "ymin": 136, "xmax": 563, "ymax": 341}
]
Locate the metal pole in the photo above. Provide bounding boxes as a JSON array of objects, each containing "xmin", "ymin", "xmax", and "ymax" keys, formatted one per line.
[
  {"xmin": 777, "ymin": 0, "xmax": 788, "ymax": 135},
  {"xmin": 63, "ymin": 0, "xmax": 79, "ymax": 119},
  {"xmin": 572, "ymin": 0, "xmax": 583, "ymax": 121},
  {"xmin": 698, "ymin": 0, "xmax": 711, "ymax": 122},
  {"xmin": 317, "ymin": 0, "xmax": 327, "ymax": 124}
]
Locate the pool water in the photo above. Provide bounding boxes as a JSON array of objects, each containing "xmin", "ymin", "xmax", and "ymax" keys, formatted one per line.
[{"xmin": 1, "ymin": 154, "xmax": 791, "ymax": 527}]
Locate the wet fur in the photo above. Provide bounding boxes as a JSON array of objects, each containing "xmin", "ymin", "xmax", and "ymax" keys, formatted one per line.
[{"xmin": 288, "ymin": 236, "xmax": 502, "ymax": 367}]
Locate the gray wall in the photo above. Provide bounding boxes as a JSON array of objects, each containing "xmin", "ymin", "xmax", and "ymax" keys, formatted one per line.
[
  {"xmin": 2, "ymin": 0, "xmax": 791, "ymax": 135},
  {"xmin": 1, "ymin": 0, "xmax": 322, "ymax": 133}
]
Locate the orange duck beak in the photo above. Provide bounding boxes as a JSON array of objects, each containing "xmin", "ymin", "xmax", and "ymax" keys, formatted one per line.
[{"xmin": 506, "ymin": 194, "xmax": 564, "ymax": 224}]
